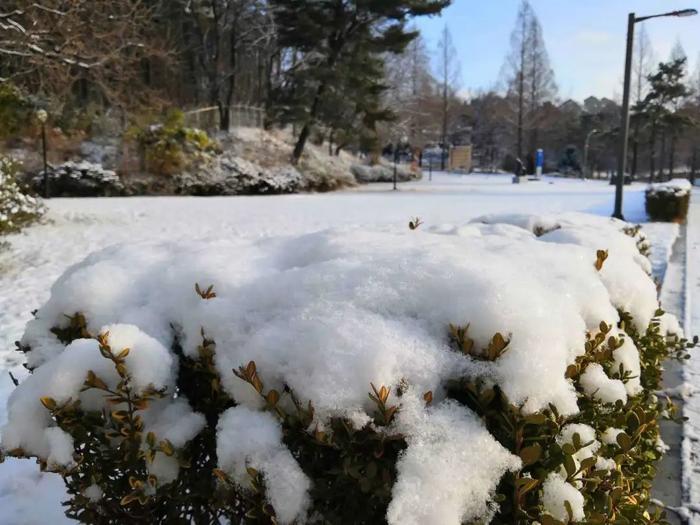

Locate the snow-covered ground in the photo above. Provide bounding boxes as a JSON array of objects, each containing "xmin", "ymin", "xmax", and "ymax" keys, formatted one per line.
[{"xmin": 0, "ymin": 173, "xmax": 665, "ymax": 523}]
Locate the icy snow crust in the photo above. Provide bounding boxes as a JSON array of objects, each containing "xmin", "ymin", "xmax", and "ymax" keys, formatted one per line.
[{"xmin": 3, "ymin": 212, "xmax": 665, "ymax": 523}]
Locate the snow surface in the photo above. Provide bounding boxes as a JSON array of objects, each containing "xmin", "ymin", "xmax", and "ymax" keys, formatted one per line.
[
  {"xmin": 0, "ymin": 174, "xmax": 670, "ymax": 524},
  {"xmin": 647, "ymin": 178, "xmax": 693, "ymax": 197}
]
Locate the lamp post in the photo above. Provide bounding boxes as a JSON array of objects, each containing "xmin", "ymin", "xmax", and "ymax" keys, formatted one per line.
[
  {"xmin": 582, "ymin": 128, "xmax": 599, "ymax": 179},
  {"xmin": 613, "ymin": 8, "xmax": 697, "ymax": 219},
  {"xmin": 36, "ymin": 109, "xmax": 49, "ymax": 198}
]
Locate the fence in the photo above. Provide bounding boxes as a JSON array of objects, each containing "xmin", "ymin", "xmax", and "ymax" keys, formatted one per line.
[{"xmin": 183, "ymin": 105, "xmax": 264, "ymax": 132}]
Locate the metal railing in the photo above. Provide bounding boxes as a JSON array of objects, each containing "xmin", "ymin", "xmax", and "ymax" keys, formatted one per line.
[{"xmin": 183, "ymin": 105, "xmax": 264, "ymax": 132}]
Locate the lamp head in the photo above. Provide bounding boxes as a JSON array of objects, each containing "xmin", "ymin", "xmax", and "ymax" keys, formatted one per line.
[
  {"xmin": 674, "ymin": 8, "xmax": 698, "ymax": 17},
  {"xmin": 36, "ymin": 109, "xmax": 48, "ymax": 124}
]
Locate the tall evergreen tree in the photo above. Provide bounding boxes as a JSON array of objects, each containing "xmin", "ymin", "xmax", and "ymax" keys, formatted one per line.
[
  {"xmin": 269, "ymin": 0, "xmax": 450, "ymax": 163},
  {"xmin": 667, "ymin": 41, "xmax": 689, "ymax": 176},
  {"xmin": 634, "ymin": 57, "xmax": 690, "ymax": 182}
]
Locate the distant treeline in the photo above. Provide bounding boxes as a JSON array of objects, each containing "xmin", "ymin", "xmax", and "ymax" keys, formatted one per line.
[{"xmin": 1, "ymin": 0, "xmax": 699, "ymax": 177}]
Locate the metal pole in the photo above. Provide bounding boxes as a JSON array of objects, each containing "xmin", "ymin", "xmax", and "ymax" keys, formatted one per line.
[
  {"xmin": 582, "ymin": 129, "xmax": 597, "ymax": 179},
  {"xmin": 613, "ymin": 13, "xmax": 635, "ymax": 220},
  {"xmin": 393, "ymin": 144, "xmax": 398, "ymax": 191},
  {"xmin": 42, "ymin": 122, "xmax": 49, "ymax": 198}
]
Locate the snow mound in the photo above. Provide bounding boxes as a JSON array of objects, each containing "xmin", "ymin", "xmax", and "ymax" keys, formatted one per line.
[
  {"xmin": 217, "ymin": 406, "xmax": 310, "ymax": 525},
  {"xmin": 2, "ymin": 212, "xmax": 673, "ymax": 523}
]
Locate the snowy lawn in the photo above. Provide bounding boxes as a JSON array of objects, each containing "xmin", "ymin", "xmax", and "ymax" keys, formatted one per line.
[{"xmin": 0, "ymin": 173, "xmax": 662, "ymax": 523}]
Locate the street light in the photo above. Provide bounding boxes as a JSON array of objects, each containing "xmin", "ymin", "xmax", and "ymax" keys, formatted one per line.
[
  {"xmin": 613, "ymin": 8, "xmax": 697, "ymax": 219},
  {"xmin": 582, "ymin": 129, "xmax": 599, "ymax": 179},
  {"xmin": 36, "ymin": 109, "xmax": 49, "ymax": 198}
]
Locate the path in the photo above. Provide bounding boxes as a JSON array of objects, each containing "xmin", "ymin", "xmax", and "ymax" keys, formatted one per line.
[{"xmin": 684, "ymin": 190, "xmax": 700, "ymax": 522}]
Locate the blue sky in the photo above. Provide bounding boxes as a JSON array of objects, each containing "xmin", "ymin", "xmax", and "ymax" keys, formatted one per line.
[{"xmin": 416, "ymin": 0, "xmax": 700, "ymax": 102}]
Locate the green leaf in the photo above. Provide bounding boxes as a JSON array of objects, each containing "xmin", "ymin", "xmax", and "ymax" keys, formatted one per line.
[
  {"xmin": 519, "ymin": 443, "xmax": 542, "ymax": 466},
  {"xmin": 564, "ymin": 455, "xmax": 577, "ymax": 478},
  {"xmin": 616, "ymin": 432, "xmax": 632, "ymax": 451}
]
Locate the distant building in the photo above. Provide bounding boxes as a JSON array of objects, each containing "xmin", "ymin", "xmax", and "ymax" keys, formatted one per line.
[
  {"xmin": 449, "ymin": 145, "xmax": 473, "ymax": 172},
  {"xmin": 448, "ymin": 114, "xmax": 472, "ymax": 172},
  {"xmin": 559, "ymin": 99, "xmax": 582, "ymax": 115}
]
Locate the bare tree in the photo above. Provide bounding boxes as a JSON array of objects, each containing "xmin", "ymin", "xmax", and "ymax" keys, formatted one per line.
[
  {"xmin": 501, "ymin": 0, "xmax": 556, "ymax": 165},
  {"xmin": 524, "ymin": 14, "xmax": 556, "ymax": 154},
  {"xmin": 0, "ymin": 1, "xmax": 172, "ymax": 110},
  {"xmin": 177, "ymin": 0, "xmax": 275, "ymax": 130},
  {"xmin": 436, "ymin": 24, "xmax": 460, "ymax": 169},
  {"xmin": 630, "ymin": 24, "xmax": 654, "ymax": 176},
  {"xmin": 383, "ymin": 32, "xmax": 434, "ymax": 146}
]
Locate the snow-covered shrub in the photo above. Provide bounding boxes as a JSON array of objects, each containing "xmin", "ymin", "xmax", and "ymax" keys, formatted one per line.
[
  {"xmin": 350, "ymin": 162, "xmax": 421, "ymax": 184},
  {"xmin": 645, "ymin": 179, "xmax": 691, "ymax": 222},
  {"xmin": 29, "ymin": 160, "xmax": 124, "ymax": 197},
  {"xmin": 1, "ymin": 213, "xmax": 694, "ymax": 524},
  {"xmin": 297, "ymin": 157, "xmax": 356, "ymax": 192},
  {"xmin": 0, "ymin": 156, "xmax": 44, "ymax": 234},
  {"xmin": 131, "ymin": 110, "xmax": 220, "ymax": 176},
  {"xmin": 176, "ymin": 154, "xmax": 303, "ymax": 195}
]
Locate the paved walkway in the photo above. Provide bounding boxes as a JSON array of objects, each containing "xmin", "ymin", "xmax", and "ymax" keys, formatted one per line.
[
  {"xmin": 653, "ymin": 226, "xmax": 686, "ymax": 524},
  {"xmin": 682, "ymin": 190, "xmax": 700, "ymax": 523}
]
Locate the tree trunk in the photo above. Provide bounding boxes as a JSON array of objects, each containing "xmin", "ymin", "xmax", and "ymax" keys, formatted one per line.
[
  {"xmin": 630, "ymin": 120, "xmax": 640, "ymax": 176},
  {"xmin": 293, "ymin": 124, "xmax": 312, "ymax": 163},
  {"xmin": 516, "ymin": 13, "xmax": 526, "ymax": 161},
  {"xmin": 218, "ymin": 103, "xmax": 230, "ymax": 132},
  {"xmin": 517, "ymin": 71, "xmax": 524, "ymax": 161},
  {"xmin": 659, "ymin": 131, "xmax": 667, "ymax": 181},
  {"xmin": 669, "ymin": 134, "xmax": 676, "ymax": 178},
  {"xmin": 292, "ymin": 68, "xmax": 331, "ymax": 163},
  {"xmin": 648, "ymin": 125, "xmax": 657, "ymax": 184},
  {"xmin": 220, "ymin": 16, "xmax": 238, "ymax": 132},
  {"xmin": 441, "ymin": 75, "xmax": 448, "ymax": 170}
]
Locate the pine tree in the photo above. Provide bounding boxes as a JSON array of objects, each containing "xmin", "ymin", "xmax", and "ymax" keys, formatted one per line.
[
  {"xmin": 268, "ymin": 0, "xmax": 450, "ymax": 163},
  {"xmin": 667, "ymin": 41, "xmax": 689, "ymax": 176},
  {"xmin": 634, "ymin": 57, "xmax": 691, "ymax": 182},
  {"xmin": 317, "ymin": 44, "xmax": 393, "ymax": 157}
]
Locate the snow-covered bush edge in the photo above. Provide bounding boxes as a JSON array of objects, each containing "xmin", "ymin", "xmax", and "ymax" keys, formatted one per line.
[
  {"xmin": 645, "ymin": 179, "xmax": 691, "ymax": 222},
  {"xmin": 0, "ymin": 155, "xmax": 45, "ymax": 235},
  {"xmin": 0, "ymin": 213, "xmax": 695, "ymax": 524}
]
